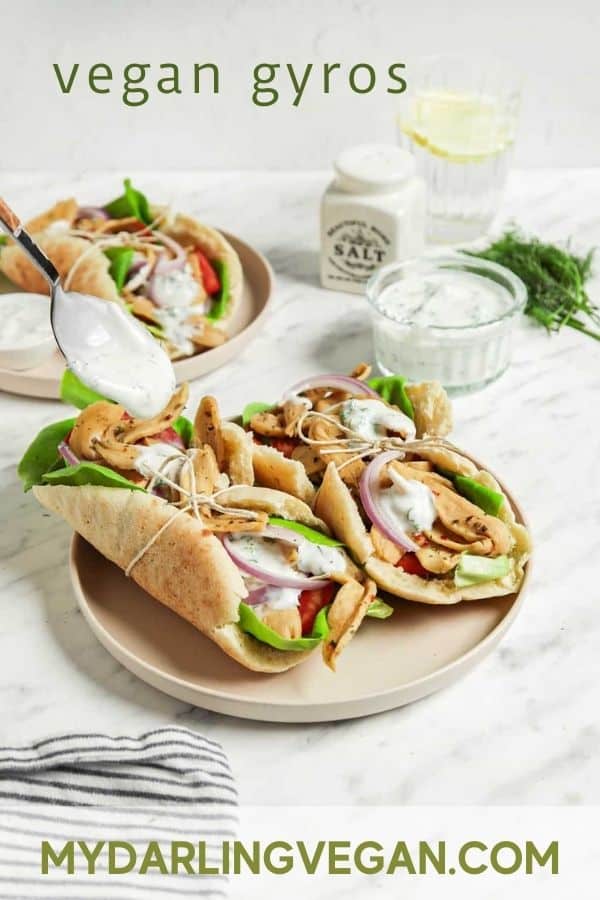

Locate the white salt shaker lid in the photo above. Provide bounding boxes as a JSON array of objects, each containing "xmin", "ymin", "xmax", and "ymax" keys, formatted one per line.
[{"xmin": 334, "ymin": 144, "xmax": 416, "ymax": 193}]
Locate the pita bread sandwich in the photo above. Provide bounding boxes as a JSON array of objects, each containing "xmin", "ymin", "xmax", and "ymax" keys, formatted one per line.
[
  {"xmin": 19, "ymin": 373, "xmax": 386, "ymax": 672},
  {"xmin": 0, "ymin": 179, "xmax": 243, "ymax": 360},
  {"xmin": 239, "ymin": 362, "xmax": 451, "ymax": 498},
  {"xmin": 241, "ymin": 363, "xmax": 531, "ymax": 603}
]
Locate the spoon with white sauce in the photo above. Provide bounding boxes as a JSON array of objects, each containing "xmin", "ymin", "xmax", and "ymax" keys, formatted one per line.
[{"xmin": 0, "ymin": 197, "xmax": 175, "ymax": 417}]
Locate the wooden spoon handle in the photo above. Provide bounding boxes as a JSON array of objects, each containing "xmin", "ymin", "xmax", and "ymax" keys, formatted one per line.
[{"xmin": 0, "ymin": 197, "xmax": 21, "ymax": 234}]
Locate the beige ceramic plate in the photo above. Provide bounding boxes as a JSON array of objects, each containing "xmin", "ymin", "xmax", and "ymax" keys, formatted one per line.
[
  {"xmin": 69, "ymin": 483, "xmax": 529, "ymax": 723},
  {"xmin": 0, "ymin": 232, "xmax": 272, "ymax": 400}
]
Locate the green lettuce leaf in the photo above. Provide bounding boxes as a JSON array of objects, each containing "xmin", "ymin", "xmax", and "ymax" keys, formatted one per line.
[
  {"xmin": 238, "ymin": 602, "xmax": 322, "ymax": 652},
  {"xmin": 104, "ymin": 178, "xmax": 152, "ymax": 226},
  {"xmin": 453, "ymin": 475, "xmax": 504, "ymax": 517},
  {"xmin": 61, "ymin": 371, "xmax": 109, "ymax": 409},
  {"xmin": 242, "ymin": 401, "xmax": 273, "ymax": 426},
  {"xmin": 17, "ymin": 418, "xmax": 75, "ymax": 491},
  {"xmin": 0, "ymin": 235, "xmax": 7, "ymax": 247},
  {"xmin": 104, "ymin": 246, "xmax": 134, "ymax": 293},
  {"xmin": 60, "ymin": 372, "xmax": 192, "ymax": 446},
  {"xmin": 454, "ymin": 554, "xmax": 510, "ymax": 588},
  {"xmin": 312, "ymin": 604, "xmax": 331, "ymax": 640},
  {"xmin": 239, "ymin": 591, "xmax": 395, "ymax": 652},
  {"xmin": 366, "ymin": 598, "xmax": 394, "ymax": 619},
  {"xmin": 173, "ymin": 416, "xmax": 193, "ymax": 447},
  {"xmin": 268, "ymin": 516, "xmax": 343, "ymax": 547},
  {"xmin": 305, "ymin": 597, "xmax": 394, "ymax": 645},
  {"xmin": 206, "ymin": 259, "xmax": 230, "ymax": 321},
  {"xmin": 42, "ymin": 462, "xmax": 144, "ymax": 491},
  {"xmin": 368, "ymin": 375, "xmax": 414, "ymax": 420}
]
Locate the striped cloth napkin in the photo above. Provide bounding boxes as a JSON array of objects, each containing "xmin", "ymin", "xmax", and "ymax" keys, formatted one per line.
[{"xmin": 0, "ymin": 727, "xmax": 237, "ymax": 898}]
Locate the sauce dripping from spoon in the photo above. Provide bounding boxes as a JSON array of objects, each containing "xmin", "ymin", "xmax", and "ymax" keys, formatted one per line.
[{"xmin": 0, "ymin": 197, "xmax": 176, "ymax": 417}]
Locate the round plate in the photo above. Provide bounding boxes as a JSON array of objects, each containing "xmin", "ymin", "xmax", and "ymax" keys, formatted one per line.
[
  {"xmin": 0, "ymin": 232, "xmax": 272, "ymax": 400},
  {"xmin": 69, "ymin": 484, "xmax": 530, "ymax": 723}
]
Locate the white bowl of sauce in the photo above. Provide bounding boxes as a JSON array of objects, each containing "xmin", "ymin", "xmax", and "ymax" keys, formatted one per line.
[
  {"xmin": 366, "ymin": 253, "xmax": 526, "ymax": 393},
  {"xmin": 0, "ymin": 293, "xmax": 56, "ymax": 370}
]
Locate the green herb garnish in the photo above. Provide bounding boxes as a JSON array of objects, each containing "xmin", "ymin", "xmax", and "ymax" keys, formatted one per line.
[{"xmin": 469, "ymin": 230, "xmax": 599, "ymax": 341}]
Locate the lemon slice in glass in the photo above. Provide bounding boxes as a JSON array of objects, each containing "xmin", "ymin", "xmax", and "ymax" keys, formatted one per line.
[{"xmin": 400, "ymin": 91, "xmax": 515, "ymax": 163}]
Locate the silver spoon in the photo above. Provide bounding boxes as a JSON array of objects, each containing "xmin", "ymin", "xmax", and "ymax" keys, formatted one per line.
[{"xmin": 0, "ymin": 197, "xmax": 175, "ymax": 417}]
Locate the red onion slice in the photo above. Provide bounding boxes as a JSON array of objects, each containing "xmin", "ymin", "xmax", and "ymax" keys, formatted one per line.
[
  {"xmin": 223, "ymin": 534, "xmax": 330, "ymax": 589},
  {"xmin": 261, "ymin": 524, "xmax": 304, "ymax": 546},
  {"xmin": 152, "ymin": 230, "xmax": 187, "ymax": 275},
  {"xmin": 77, "ymin": 206, "xmax": 110, "ymax": 221},
  {"xmin": 126, "ymin": 252, "xmax": 148, "ymax": 277},
  {"xmin": 58, "ymin": 441, "xmax": 79, "ymax": 467},
  {"xmin": 359, "ymin": 450, "xmax": 419, "ymax": 552},
  {"xmin": 282, "ymin": 374, "xmax": 379, "ymax": 403},
  {"xmin": 245, "ymin": 586, "xmax": 271, "ymax": 606}
]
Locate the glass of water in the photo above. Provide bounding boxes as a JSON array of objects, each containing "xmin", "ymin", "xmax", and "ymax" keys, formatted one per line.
[{"xmin": 398, "ymin": 55, "xmax": 521, "ymax": 244}]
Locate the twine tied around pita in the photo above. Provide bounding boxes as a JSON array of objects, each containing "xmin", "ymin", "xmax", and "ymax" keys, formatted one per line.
[
  {"xmin": 64, "ymin": 216, "xmax": 176, "ymax": 293},
  {"xmin": 294, "ymin": 406, "xmax": 464, "ymax": 473},
  {"xmin": 125, "ymin": 447, "xmax": 263, "ymax": 577}
]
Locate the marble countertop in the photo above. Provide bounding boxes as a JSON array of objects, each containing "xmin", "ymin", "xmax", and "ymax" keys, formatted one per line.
[{"xmin": 1, "ymin": 170, "xmax": 599, "ymax": 807}]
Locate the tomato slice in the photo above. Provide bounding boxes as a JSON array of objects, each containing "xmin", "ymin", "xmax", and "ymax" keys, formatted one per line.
[
  {"xmin": 270, "ymin": 437, "xmax": 299, "ymax": 458},
  {"xmin": 195, "ymin": 249, "xmax": 220, "ymax": 295},
  {"xmin": 298, "ymin": 583, "xmax": 336, "ymax": 635},
  {"xmin": 396, "ymin": 552, "xmax": 430, "ymax": 578},
  {"xmin": 153, "ymin": 426, "xmax": 185, "ymax": 449}
]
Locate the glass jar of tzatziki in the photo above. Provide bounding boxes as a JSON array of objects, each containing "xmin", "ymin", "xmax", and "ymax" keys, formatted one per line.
[{"xmin": 366, "ymin": 253, "xmax": 526, "ymax": 393}]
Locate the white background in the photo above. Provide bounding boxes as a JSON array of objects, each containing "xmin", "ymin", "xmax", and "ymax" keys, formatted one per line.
[{"xmin": 1, "ymin": 0, "xmax": 599, "ymax": 171}]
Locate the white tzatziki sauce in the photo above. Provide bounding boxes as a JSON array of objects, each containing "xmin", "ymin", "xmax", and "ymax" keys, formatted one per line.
[
  {"xmin": 375, "ymin": 270, "xmax": 511, "ymax": 328},
  {"xmin": 339, "ymin": 398, "xmax": 416, "ymax": 442},
  {"xmin": 154, "ymin": 306, "xmax": 197, "ymax": 357},
  {"xmin": 377, "ymin": 468, "xmax": 436, "ymax": 534},
  {"xmin": 150, "ymin": 267, "xmax": 201, "ymax": 309},
  {"xmin": 370, "ymin": 260, "xmax": 523, "ymax": 392},
  {"xmin": 242, "ymin": 575, "xmax": 301, "ymax": 616},
  {"xmin": 231, "ymin": 534, "xmax": 300, "ymax": 578},
  {"xmin": 253, "ymin": 587, "xmax": 302, "ymax": 615},
  {"xmin": 230, "ymin": 535, "xmax": 345, "ymax": 612},
  {"xmin": 0, "ymin": 294, "xmax": 53, "ymax": 349},
  {"xmin": 296, "ymin": 541, "xmax": 345, "ymax": 576},
  {"xmin": 45, "ymin": 220, "xmax": 72, "ymax": 234},
  {"xmin": 234, "ymin": 535, "xmax": 345, "ymax": 615},
  {"xmin": 230, "ymin": 534, "xmax": 344, "ymax": 579},
  {"xmin": 53, "ymin": 288, "xmax": 176, "ymax": 418},
  {"xmin": 133, "ymin": 442, "xmax": 185, "ymax": 480}
]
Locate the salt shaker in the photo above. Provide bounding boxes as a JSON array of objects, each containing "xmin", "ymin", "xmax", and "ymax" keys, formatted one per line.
[{"xmin": 320, "ymin": 144, "xmax": 426, "ymax": 294}]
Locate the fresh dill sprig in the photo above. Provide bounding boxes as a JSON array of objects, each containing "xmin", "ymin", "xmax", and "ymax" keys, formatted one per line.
[{"xmin": 469, "ymin": 230, "xmax": 600, "ymax": 342}]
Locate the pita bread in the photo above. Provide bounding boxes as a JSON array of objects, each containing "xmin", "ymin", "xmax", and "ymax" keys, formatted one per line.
[
  {"xmin": 0, "ymin": 202, "xmax": 242, "ymax": 319},
  {"xmin": 365, "ymin": 555, "xmax": 523, "ymax": 604},
  {"xmin": 32, "ymin": 484, "xmax": 315, "ymax": 673},
  {"xmin": 252, "ymin": 444, "xmax": 316, "ymax": 505},
  {"xmin": 314, "ymin": 453, "xmax": 531, "ymax": 604},
  {"xmin": 1, "ymin": 231, "xmax": 119, "ymax": 299},
  {"xmin": 221, "ymin": 421, "xmax": 255, "ymax": 485},
  {"xmin": 25, "ymin": 198, "xmax": 78, "ymax": 234},
  {"xmin": 161, "ymin": 212, "xmax": 243, "ymax": 318},
  {"xmin": 217, "ymin": 484, "xmax": 327, "ymax": 531},
  {"xmin": 314, "ymin": 463, "xmax": 373, "ymax": 565},
  {"xmin": 405, "ymin": 381, "xmax": 453, "ymax": 438}
]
